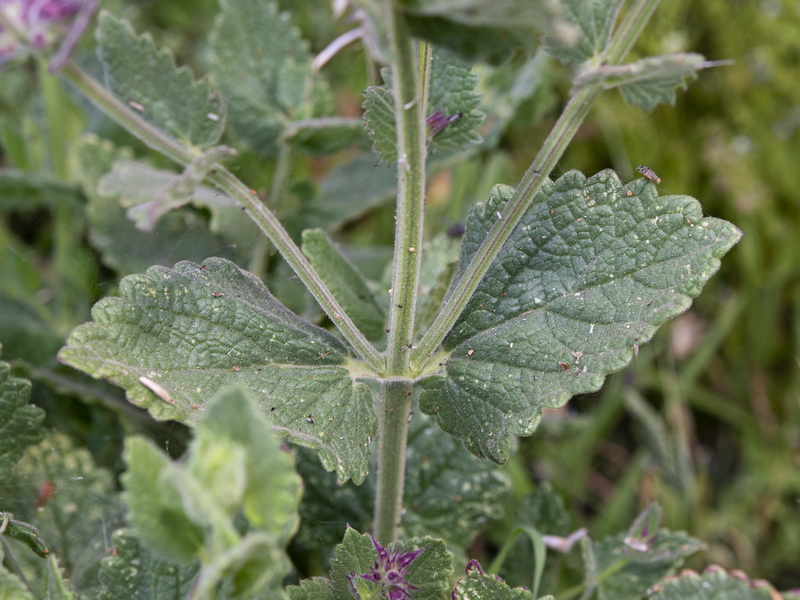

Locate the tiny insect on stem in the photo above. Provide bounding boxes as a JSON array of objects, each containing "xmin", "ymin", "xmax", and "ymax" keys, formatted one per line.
[{"xmin": 636, "ymin": 164, "xmax": 661, "ymax": 184}]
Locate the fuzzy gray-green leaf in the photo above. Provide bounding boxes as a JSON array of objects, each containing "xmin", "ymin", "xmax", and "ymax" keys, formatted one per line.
[
  {"xmin": 76, "ymin": 136, "xmax": 252, "ymax": 276},
  {"xmin": 420, "ymin": 170, "xmax": 741, "ymax": 463},
  {"xmin": 191, "ymin": 387, "xmax": 303, "ymax": 545},
  {"xmin": 96, "ymin": 12, "xmax": 225, "ymax": 148},
  {"xmin": 97, "ymin": 158, "xmax": 258, "ymax": 243},
  {"xmin": 59, "ymin": 257, "xmax": 376, "ymax": 484},
  {"xmin": 575, "ymin": 54, "xmax": 706, "ymax": 112}
]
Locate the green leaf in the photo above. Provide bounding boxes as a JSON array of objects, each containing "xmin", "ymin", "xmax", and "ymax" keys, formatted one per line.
[
  {"xmin": 402, "ymin": 412, "xmax": 511, "ymax": 549},
  {"xmin": 287, "ymin": 578, "xmax": 335, "ymax": 600},
  {"xmin": 416, "ymin": 261, "xmax": 457, "ymax": 337},
  {"xmin": 46, "ymin": 555, "xmax": 77, "ymax": 600},
  {"xmin": 190, "ymin": 533, "xmax": 290, "ymax": 600},
  {"xmin": 363, "ymin": 49, "xmax": 483, "ymax": 164},
  {"xmin": 77, "ymin": 138, "xmax": 258, "ymax": 274},
  {"xmin": 327, "ymin": 528, "xmax": 378, "ymax": 599},
  {"xmin": 451, "ymin": 560, "xmax": 536, "ymax": 599},
  {"xmin": 594, "ymin": 519, "xmax": 705, "ymax": 600},
  {"xmin": 0, "ymin": 352, "xmax": 45, "ymax": 479},
  {"xmin": 209, "ymin": 0, "xmax": 330, "ymax": 153},
  {"xmin": 0, "ymin": 548, "xmax": 33, "ymax": 600},
  {"xmin": 119, "ymin": 147, "xmax": 238, "ymax": 232},
  {"xmin": 302, "ymin": 229, "xmax": 386, "ymax": 343},
  {"xmin": 362, "ymin": 85, "xmax": 397, "ymax": 164},
  {"xmin": 289, "ymin": 153, "xmax": 397, "ymax": 234},
  {"xmin": 97, "ymin": 528, "xmax": 199, "ymax": 600},
  {"xmin": 543, "ymin": 0, "xmax": 624, "ymax": 65},
  {"xmin": 122, "ymin": 437, "xmax": 208, "ymax": 563},
  {"xmin": 427, "ymin": 50, "xmax": 484, "ymax": 154},
  {"xmin": 574, "ymin": 54, "xmax": 706, "ymax": 112},
  {"xmin": 190, "ymin": 387, "xmax": 302, "ymax": 544},
  {"xmin": 98, "ymin": 156, "xmax": 257, "ymax": 241},
  {"xmin": 120, "ymin": 388, "xmax": 299, "ymax": 597},
  {"xmin": 59, "ymin": 257, "xmax": 376, "ymax": 483},
  {"xmin": 419, "ymin": 171, "xmax": 742, "ymax": 463},
  {"xmin": 415, "ymin": 234, "xmax": 461, "ymax": 336},
  {"xmin": 96, "ymin": 12, "xmax": 225, "ymax": 148},
  {"xmin": 648, "ymin": 566, "xmax": 778, "ymax": 600}
]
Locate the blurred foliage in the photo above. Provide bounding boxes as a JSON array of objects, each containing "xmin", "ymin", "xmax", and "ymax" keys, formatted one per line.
[
  {"xmin": 0, "ymin": 0, "xmax": 798, "ymax": 594},
  {"xmin": 502, "ymin": 0, "xmax": 800, "ymax": 591}
]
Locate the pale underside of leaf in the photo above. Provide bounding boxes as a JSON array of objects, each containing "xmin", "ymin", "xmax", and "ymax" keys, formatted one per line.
[
  {"xmin": 59, "ymin": 257, "xmax": 375, "ymax": 483},
  {"xmin": 420, "ymin": 170, "xmax": 741, "ymax": 463},
  {"xmin": 574, "ymin": 53, "xmax": 706, "ymax": 112}
]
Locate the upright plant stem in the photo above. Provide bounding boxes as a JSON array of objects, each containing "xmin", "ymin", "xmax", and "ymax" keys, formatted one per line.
[
  {"xmin": 373, "ymin": 382, "xmax": 414, "ymax": 544},
  {"xmin": 373, "ymin": 3, "xmax": 428, "ymax": 544},
  {"xmin": 385, "ymin": 12, "xmax": 428, "ymax": 376},
  {"xmin": 60, "ymin": 60, "xmax": 384, "ymax": 373},
  {"xmin": 411, "ymin": 0, "xmax": 662, "ymax": 367}
]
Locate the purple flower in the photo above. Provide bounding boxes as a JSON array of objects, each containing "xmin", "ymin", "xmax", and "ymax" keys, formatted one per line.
[
  {"xmin": 351, "ymin": 535, "xmax": 425, "ymax": 600},
  {"xmin": 0, "ymin": 0, "xmax": 96, "ymax": 70}
]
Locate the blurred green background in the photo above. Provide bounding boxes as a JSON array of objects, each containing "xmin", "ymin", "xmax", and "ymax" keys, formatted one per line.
[{"xmin": 1, "ymin": 0, "xmax": 798, "ymax": 590}]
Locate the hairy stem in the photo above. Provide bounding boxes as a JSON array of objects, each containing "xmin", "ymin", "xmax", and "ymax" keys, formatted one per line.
[
  {"xmin": 373, "ymin": 381, "xmax": 414, "ymax": 544},
  {"xmin": 411, "ymin": 0, "xmax": 663, "ymax": 366},
  {"xmin": 385, "ymin": 12, "xmax": 428, "ymax": 376},
  {"xmin": 372, "ymin": 2, "xmax": 428, "ymax": 544},
  {"xmin": 60, "ymin": 60, "xmax": 384, "ymax": 373}
]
